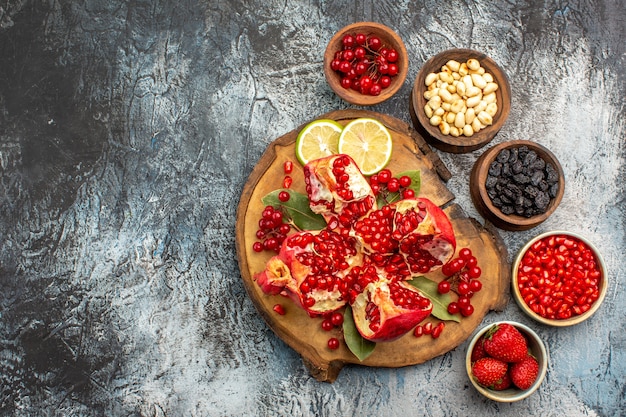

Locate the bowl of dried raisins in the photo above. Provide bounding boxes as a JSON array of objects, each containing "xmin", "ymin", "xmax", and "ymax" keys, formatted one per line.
[
  {"xmin": 469, "ymin": 140, "xmax": 565, "ymax": 230},
  {"xmin": 324, "ymin": 22, "xmax": 408, "ymax": 106}
]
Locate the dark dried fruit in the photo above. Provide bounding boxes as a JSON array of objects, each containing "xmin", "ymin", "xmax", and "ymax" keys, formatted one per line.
[{"xmin": 484, "ymin": 146, "xmax": 560, "ymax": 218}]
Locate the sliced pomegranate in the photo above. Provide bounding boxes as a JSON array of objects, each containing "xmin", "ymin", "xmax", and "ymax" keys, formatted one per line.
[
  {"xmin": 254, "ymin": 229, "xmax": 362, "ymax": 315},
  {"xmin": 392, "ymin": 198, "xmax": 456, "ymax": 274},
  {"xmin": 351, "ymin": 265, "xmax": 433, "ymax": 342},
  {"xmin": 304, "ymin": 154, "xmax": 377, "ymax": 229}
]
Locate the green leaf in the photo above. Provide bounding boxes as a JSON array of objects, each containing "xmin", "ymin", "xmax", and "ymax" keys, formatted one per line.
[
  {"xmin": 375, "ymin": 170, "xmax": 421, "ymax": 206},
  {"xmin": 343, "ymin": 305, "xmax": 376, "ymax": 361},
  {"xmin": 262, "ymin": 189, "xmax": 327, "ymax": 230},
  {"xmin": 407, "ymin": 276, "xmax": 461, "ymax": 323}
]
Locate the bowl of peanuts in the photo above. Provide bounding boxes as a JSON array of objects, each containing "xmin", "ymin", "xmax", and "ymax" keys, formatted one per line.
[{"xmin": 410, "ymin": 49, "xmax": 511, "ymax": 153}]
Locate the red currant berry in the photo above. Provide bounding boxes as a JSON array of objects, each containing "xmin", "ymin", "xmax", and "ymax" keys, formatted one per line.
[
  {"xmin": 468, "ymin": 266, "xmax": 482, "ymax": 279},
  {"xmin": 402, "ymin": 188, "xmax": 415, "ymax": 199},
  {"xmin": 355, "ymin": 33, "xmax": 367, "ymax": 45},
  {"xmin": 330, "ymin": 312, "xmax": 344, "ymax": 327},
  {"xmin": 321, "ymin": 319, "xmax": 334, "ymax": 331},
  {"xmin": 469, "ymin": 279, "xmax": 483, "ymax": 292},
  {"xmin": 368, "ymin": 36, "xmax": 381, "ymax": 51},
  {"xmin": 377, "ymin": 169, "xmax": 391, "ymax": 183},
  {"xmin": 278, "ymin": 191, "xmax": 290, "ymax": 202},
  {"xmin": 458, "ymin": 281, "xmax": 471, "ymax": 296},
  {"xmin": 399, "ymin": 175, "xmax": 412, "ymax": 188},
  {"xmin": 380, "ymin": 75, "xmax": 392, "ymax": 88},
  {"xmin": 386, "ymin": 49, "xmax": 399, "ymax": 63},
  {"xmin": 387, "ymin": 63, "xmax": 399, "ymax": 76},
  {"xmin": 327, "ymin": 337, "xmax": 340, "ymax": 350},
  {"xmin": 447, "ymin": 302, "xmax": 460, "ymax": 315},
  {"xmin": 369, "ymin": 83, "xmax": 382, "ymax": 96},
  {"xmin": 342, "ymin": 34, "xmax": 355, "ymax": 48},
  {"xmin": 252, "ymin": 242, "xmax": 263, "ymax": 252},
  {"xmin": 461, "ymin": 304, "xmax": 475, "ymax": 317},
  {"xmin": 459, "ymin": 247, "xmax": 473, "ymax": 260},
  {"xmin": 437, "ymin": 280, "xmax": 451, "ymax": 294},
  {"xmin": 387, "ymin": 178, "xmax": 400, "ymax": 193}
]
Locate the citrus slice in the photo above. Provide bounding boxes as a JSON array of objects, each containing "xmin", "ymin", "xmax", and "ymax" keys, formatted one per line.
[
  {"xmin": 295, "ymin": 119, "xmax": 343, "ymax": 165},
  {"xmin": 338, "ymin": 118, "xmax": 393, "ymax": 175}
]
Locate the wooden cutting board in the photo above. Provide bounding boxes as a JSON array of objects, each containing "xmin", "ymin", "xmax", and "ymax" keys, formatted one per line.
[{"xmin": 235, "ymin": 109, "xmax": 509, "ymax": 383}]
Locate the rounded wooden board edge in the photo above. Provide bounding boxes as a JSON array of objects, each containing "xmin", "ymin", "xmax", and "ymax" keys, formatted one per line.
[{"xmin": 235, "ymin": 110, "xmax": 510, "ymax": 383}]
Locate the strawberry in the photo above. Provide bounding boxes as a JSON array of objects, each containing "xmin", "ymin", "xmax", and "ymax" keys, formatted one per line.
[
  {"xmin": 510, "ymin": 355, "xmax": 539, "ymax": 390},
  {"xmin": 470, "ymin": 336, "xmax": 488, "ymax": 362},
  {"xmin": 471, "ymin": 357, "xmax": 508, "ymax": 387},
  {"xmin": 492, "ymin": 371, "xmax": 512, "ymax": 391},
  {"xmin": 482, "ymin": 323, "xmax": 528, "ymax": 363}
]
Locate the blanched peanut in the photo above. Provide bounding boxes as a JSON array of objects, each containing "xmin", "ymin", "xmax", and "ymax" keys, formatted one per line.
[
  {"xmin": 446, "ymin": 59, "xmax": 461, "ymax": 72},
  {"xmin": 425, "ymin": 72, "xmax": 438, "ymax": 87},
  {"xmin": 467, "ymin": 58, "xmax": 480, "ymax": 71},
  {"xmin": 439, "ymin": 121, "xmax": 451, "ymax": 135},
  {"xmin": 486, "ymin": 102, "xmax": 498, "ymax": 117},
  {"xmin": 472, "ymin": 117, "xmax": 482, "ymax": 133},
  {"xmin": 465, "ymin": 107, "xmax": 476, "ymax": 125},
  {"xmin": 483, "ymin": 92, "xmax": 497, "ymax": 104},
  {"xmin": 483, "ymin": 82, "xmax": 499, "ymax": 95},
  {"xmin": 465, "ymin": 94, "xmax": 483, "ymax": 108},
  {"xmin": 422, "ymin": 57, "xmax": 499, "ymax": 138},
  {"xmin": 471, "ymin": 73, "xmax": 487, "ymax": 89},
  {"xmin": 474, "ymin": 100, "xmax": 488, "ymax": 114},
  {"xmin": 428, "ymin": 95, "xmax": 442, "ymax": 110},
  {"xmin": 439, "ymin": 71, "xmax": 454, "ymax": 84},
  {"xmin": 439, "ymin": 88, "xmax": 454, "ymax": 103},
  {"xmin": 454, "ymin": 112, "xmax": 466, "ymax": 129},
  {"xmin": 477, "ymin": 110, "xmax": 493, "ymax": 126},
  {"xmin": 423, "ymin": 88, "xmax": 439, "ymax": 100},
  {"xmin": 424, "ymin": 104, "xmax": 434, "ymax": 118},
  {"xmin": 451, "ymin": 99, "xmax": 465, "ymax": 114}
]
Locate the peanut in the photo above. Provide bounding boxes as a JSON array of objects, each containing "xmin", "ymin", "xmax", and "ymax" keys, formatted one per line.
[{"xmin": 422, "ymin": 57, "xmax": 500, "ymax": 138}]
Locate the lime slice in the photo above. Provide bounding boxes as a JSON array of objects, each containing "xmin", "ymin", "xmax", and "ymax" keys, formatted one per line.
[
  {"xmin": 338, "ymin": 118, "xmax": 393, "ymax": 175},
  {"xmin": 295, "ymin": 119, "xmax": 343, "ymax": 165}
]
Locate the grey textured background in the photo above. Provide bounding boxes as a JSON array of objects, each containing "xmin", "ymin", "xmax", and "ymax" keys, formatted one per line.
[{"xmin": 0, "ymin": 1, "xmax": 624, "ymax": 416}]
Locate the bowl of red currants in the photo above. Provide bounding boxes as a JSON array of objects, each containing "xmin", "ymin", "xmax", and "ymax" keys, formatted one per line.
[
  {"xmin": 512, "ymin": 231, "xmax": 608, "ymax": 326},
  {"xmin": 469, "ymin": 140, "xmax": 565, "ymax": 231},
  {"xmin": 324, "ymin": 22, "xmax": 408, "ymax": 106},
  {"xmin": 410, "ymin": 49, "xmax": 511, "ymax": 153}
]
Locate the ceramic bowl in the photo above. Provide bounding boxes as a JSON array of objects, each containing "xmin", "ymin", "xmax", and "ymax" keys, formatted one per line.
[
  {"xmin": 466, "ymin": 321, "xmax": 548, "ymax": 402},
  {"xmin": 410, "ymin": 48, "xmax": 511, "ymax": 153},
  {"xmin": 324, "ymin": 22, "xmax": 408, "ymax": 106},
  {"xmin": 469, "ymin": 140, "xmax": 565, "ymax": 231},
  {"xmin": 512, "ymin": 231, "xmax": 608, "ymax": 326}
]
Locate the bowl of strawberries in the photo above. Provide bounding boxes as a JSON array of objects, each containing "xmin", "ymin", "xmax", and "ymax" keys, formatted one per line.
[{"xmin": 466, "ymin": 321, "xmax": 548, "ymax": 402}]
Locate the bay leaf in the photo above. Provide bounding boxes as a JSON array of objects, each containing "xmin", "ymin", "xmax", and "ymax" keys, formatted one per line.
[
  {"xmin": 407, "ymin": 276, "xmax": 461, "ymax": 323},
  {"xmin": 343, "ymin": 305, "xmax": 376, "ymax": 361},
  {"xmin": 262, "ymin": 189, "xmax": 326, "ymax": 230}
]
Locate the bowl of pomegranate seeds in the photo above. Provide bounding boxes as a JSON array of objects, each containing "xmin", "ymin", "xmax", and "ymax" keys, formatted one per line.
[
  {"xmin": 512, "ymin": 231, "xmax": 608, "ymax": 326},
  {"xmin": 469, "ymin": 140, "xmax": 565, "ymax": 231},
  {"xmin": 324, "ymin": 22, "xmax": 408, "ymax": 106},
  {"xmin": 466, "ymin": 321, "xmax": 548, "ymax": 402},
  {"xmin": 409, "ymin": 49, "xmax": 511, "ymax": 153}
]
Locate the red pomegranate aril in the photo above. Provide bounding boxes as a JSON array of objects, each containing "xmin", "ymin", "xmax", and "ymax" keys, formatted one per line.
[
  {"xmin": 413, "ymin": 325, "xmax": 424, "ymax": 337},
  {"xmin": 431, "ymin": 322, "xmax": 444, "ymax": 339},
  {"xmin": 284, "ymin": 160, "xmax": 293, "ymax": 174},
  {"xmin": 517, "ymin": 234, "xmax": 602, "ymax": 320},
  {"xmin": 273, "ymin": 304, "xmax": 286, "ymax": 315}
]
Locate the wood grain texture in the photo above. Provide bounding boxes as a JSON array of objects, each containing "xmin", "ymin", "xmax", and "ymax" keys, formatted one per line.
[{"xmin": 0, "ymin": 0, "xmax": 624, "ymax": 416}]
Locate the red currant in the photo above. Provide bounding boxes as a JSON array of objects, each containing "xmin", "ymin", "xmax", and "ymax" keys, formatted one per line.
[
  {"xmin": 330, "ymin": 312, "xmax": 344, "ymax": 327},
  {"xmin": 437, "ymin": 280, "xmax": 451, "ymax": 294},
  {"xmin": 278, "ymin": 191, "xmax": 290, "ymax": 202},
  {"xmin": 327, "ymin": 337, "xmax": 340, "ymax": 350}
]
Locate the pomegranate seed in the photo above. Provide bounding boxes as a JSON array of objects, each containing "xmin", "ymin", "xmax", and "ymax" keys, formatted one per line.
[
  {"xmin": 283, "ymin": 176, "xmax": 293, "ymax": 189},
  {"xmin": 273, "ymin": 304, "xmax": 286, "ymax": 315},
  {"xmin": 413, "ymin": 325, "xmax": 424, "ymax": 337},
  {"xmin": 283, "ymin": 160, "xmax": 293, "ymax": 174},
  {"xmin": 431, "ymin": 322, "xmax": 444, "ymax": 339}
]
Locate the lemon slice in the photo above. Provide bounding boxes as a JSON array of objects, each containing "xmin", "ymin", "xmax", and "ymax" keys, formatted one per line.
[
  {"xmin": 295, "ymin": 119, "xmax": 343, "ymax": 165},
  {"xmin": 338, "ymin": 118, "xmax": 393, "ymax": 175}
]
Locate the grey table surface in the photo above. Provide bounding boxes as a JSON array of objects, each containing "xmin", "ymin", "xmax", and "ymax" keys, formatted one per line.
[{"xmin": 0, "ymin": 1, "xmax": 624, "ymax": 416}]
